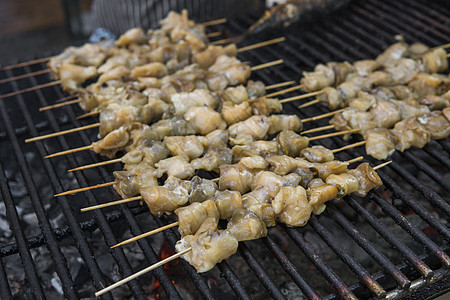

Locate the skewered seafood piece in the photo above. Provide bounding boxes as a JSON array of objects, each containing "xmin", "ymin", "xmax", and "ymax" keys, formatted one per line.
[
  {"xmin": 226, "ymin": 209, "xmax": 267, "ymax": 242},
  {"xmin": 175, "ymin": 200, "xmax": 219, "ymax": 236}
]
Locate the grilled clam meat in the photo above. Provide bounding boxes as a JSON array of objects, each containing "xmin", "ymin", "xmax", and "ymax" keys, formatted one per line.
[
  {"xmin": 155, "ymin": 156, "xmax": 195, "ymax": 179},
  {"xmin": 272, "ymin": 186, "xmax": 312, "ymax": 227},
  {"xmin": 246, "ymin": 80, "xmax": 266, "ymax": 99},
  {"xmin": 99, "ymin": 103, "xmax": 143, "ymax": 138},
  {"xmin": 354, "ymin": 60, "xmax": 378, "ymax": 76},
  {"xmin": 92, "ymin": 126, "xmax": 130, "ymax": 158},
  {"xmin": 175, "ymin": 217, "xmax": 238, "ymax": 273},
  {"xmin": 282, "ymin": 173, "xmax": 302, "ymax": 187},
  {"xmin": 192, "ymin": 44, "xmax": 237, "ymax": 69},
  {"xmin": 117, "ymin": 28, "xmax": 148, "ymax": 46},
  {"xmin": 131, "ymin": 62, "xmax": 168, "ymax": 78},
  {"xmin": 408, "ymin": 73, "xmax": 450, "ymax": 98},
  {"xmin": 371, "ymin": 100, "xmax": 402, "ymax": 128},
  {"xmin": 227, "ymin": 209, "xmax": 267, "ymax": 241},
  {"xmin": 307, "ymin": 184, "xmax": 339, "ymax": 215},
  {"xmin": 228, "ymin": 115, "xmax": 270, "ymax": 145},
  {"xmin": 376, "ymin": 42, "xmax": 409, "ymax": 68},
  {"xmin": 325, "ymin": 173, "xmax": 359, "ymax": 198},
  {"xmin": 331, "ymin": 109, "xmax": 377, "ymax": 134},
  {"xmin": 171, "ymin": 89, "xmax": 218, "ymax": 115},
  {"xmin": 59, "ymin": 63, "xmax": 97, "ymax": 93},
  {"xmin": 213, "ymin": 190, "xmax": 243, "ymax": 219},
  {"xmin": 419, "ymin": 95, "xmax": 450, "ymax": 110},
  {"xmin": 205, "ymin": 129, "xmax": 229, "ymax": 148},
  {"xmin": 390, "ymin": 99, "xmax": 430, "ymax": 119},
  {"xmin": 277, "ymin": 130, "xmax": 309, "ymax": 157},
  {"xmin": 266, "ymin": 155, "xmax": 303, "ymax": 175},
  {"xmin": 242, "ymin": 187, "xmax": 276, "ymax": 227},
  {"xmin": 348, "ymin": 92, "xmax": 376, "ymax": 111},
  {"xmin": 268, "ymin": 115, "xmax": 302, "ymax": 135},
  {"xmin": 421, "ymin": 48, "xmax": 448, "ymax": 73},
  {"xmin": 113, "ymin": 162, "xmax": 157, "ymax": 198},
  {"xmin": 249, "ymin": 140, "xmax": 280, "ymax": 155},
  {"xmin": 221, "ymin": 101, "xmax": 252, "ymax": 125},
  {"xmin": 175, "ymin": 200, "xmax": 219, "ymax": 236},
  {"xmin": 221, "ymin": 85, "xmax": 249, "ymax": 104},
  {"xmin": 141, "ymin": 182, "xmax": 190, "ymax": 217},
  {"xmin": 251, "ymin": 171, "xmax": 284, "ymax": 198},
  {"xmin": 184, "ymin": 106, "xmax": 227, "ymax": 135},
  {"xmin": 385, "ymin": 58, "xmax": 419, "ymax": 85},
  {"xmin": 239, "ymin": 156, "xmax": 268, "ymax": 172},
  {"xmin": 307, "ymin": 178, "xmax": 325, "ymax": 188},
  {"xmin": 122, "ymin": 140, "xmax": 169, "ymax": 166},
  {"xmin": 311, "ymin": 161, "xmax": 348, "ymax": 180},
  {"xmin": 391, "ymin": 117, "xmax": 431, "ymax": 151},
  {"xmin": 250, "ymin": 97, "xmax": 282, "ymax": 116},
  {"xmin": 189, "ymin": 176, "xmax": 218, "ymax": 203},
  {"xmin": 348, "ymin": 163, "xmax": 383, "ymax": 197},
  {"xmin": 408, "ymin": 42, "xmax": 429, "ymax": 58},
  {"xmin": 219, "ymin": 163, "xmax": 254, "ymax": 194},
  {"xmin": 208, "ymin": 55, "xmax": 251, "ymax": 86},
  {"xmin": 301, "ymin": 145, "xmax": 334, "ymax": 163},
  {"xmin": 318, "ymin": 87, "xmax": 344, "ymax": 110},
  {"xmin": 164, "ymin": 135, "xmax": 208, "ymax": 159},
  {"xmin": 338, "ymin": 76, "xmax": 373, "ymax": 100},
  {"xmin": 301, "ymin": 64, "xmax": 335, "ymax": 92},
  {"xmin": 364, "ymin": 128, "xmax": 398, "ymax": 160},
  {"xmin": 191, "ymin": 147, "xmax": 232, "ymax": 173},
  {"xmin": 417, "ymin": 111, "xmax": 450, "ymax": 139},
  {"xmin": 443, "ymin": 107, "xmax": 450, "ymax": 121},
  {"xmin": 145, "ymin": 116, "xmax": 196, "ymax": 141},
  {"xmin": 295, "ymin": 167, "xmax": 315, "ymax": 188}
]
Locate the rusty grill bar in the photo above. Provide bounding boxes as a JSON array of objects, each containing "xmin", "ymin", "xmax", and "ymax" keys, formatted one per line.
[{"xmin": 0, "ymin": 0, "xmax": 449, "ymax": 299}]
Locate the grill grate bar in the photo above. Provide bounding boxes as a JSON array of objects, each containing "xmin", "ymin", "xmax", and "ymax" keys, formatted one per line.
[
  {"xmin": 345, "ymin": 196, "xmax": 433, "ymax": 279},
  {"xmin": 262, "ymin": 234, "xmax": 322, "ymax": 300},
  {"xmin": 216, "ymin": 261, "xmax": 252, "ymax": 300},
  {"xmin": 1, "ymin": 71, "xmax": 78, "ymax": 299},
  {"xmin": 326, "ymin": 203, "xmax": 411, "ymax": 289},
  {"xmin": 369, "ymin": 193, "xmax": 450, "ymax": 267},
  {"xmin": 0, "ymin": 258, "xmax": 12, "ymax": 300},
  {"xmin": 237, "ymin": 242, "xmax": 287, "ymax": 299},
  {"xmin": 308, "ymin": 216, "xmax": 387, "ymax": 297},
  {"xmin": 0, "ymin": 162, "xmax": 44, "ymax": 298},
  {"xmin": 423, "ymin": 141, "xmax": 450, "ymax": 170}
]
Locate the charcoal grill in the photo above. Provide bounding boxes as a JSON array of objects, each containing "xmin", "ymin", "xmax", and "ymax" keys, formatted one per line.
[{"xmin": 0, "ymin": 0, "xmax": 449, "ymax": 299}]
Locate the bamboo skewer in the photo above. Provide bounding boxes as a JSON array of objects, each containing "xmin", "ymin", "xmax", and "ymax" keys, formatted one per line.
[
  {"xmin": 301, "ymin": 125, "xmax": 334, "ymax": 134},
  {"xmin": 69, "ymin": 158, "xmax": 122, "ymax": 172},
  {"xmin": 210, "ymin": 38, "xmax": 232, "ymax": 45},
  {"xmin": 0, "ymin": 69, "xmax": 51, "ymax": 84},
  {"xmin": 54, "ymin": 181, "xmax": 118, "ymax": 197},
  {"xmin": 279, "ymin": 90, "xmax": 324, "ymax": 104},
  {"xmin": 111, "ymin": 221, "xmax": 180, "ymax": 248},
  {"xmin": 95, "ymin": 247, "xmax": 192, "ymax": 297},
  {"xmin": 77, "ymin": 111, "xmax": 100, "ymax": 119},
  {"xmin": 206, "ymin": 31, "xmax": 222, "ymax": 38},
  {"xmin": 0, "ymin": 80, "xmax": 61, "ymax": 99},
  {"xmin": 301, "ymin": 108, "xmax": 345, "ymax": 123},
  {"xmin": 237, "ymin": 37, "xmax": 285, "ymax": 53},
  {"xmin": 331, "ymin": 141, "xmax": 366, "ymax": 153},
  {"xmin": 265, "ymin": 81, "xmax": 295, "ymax": 90},
  {"xmin": 298, "ymin": 99, "xmax": 320, "ymax": 108},
  {"xmin": 265, "ymin": 84, "xmax": 303, "ymax": 98},
  {"xmin": 55, "ymin": 94, "xmax": 79, "ymax": 103},
  {"xmin": 202, "ymin": 18, "xmax": 227, "ymax": 26},
  {"xmin": 346, "ymin": 156, "xmax": 364, "ymax": 164},
  {"xmin": 45, "ymin": 145, "xmax": 93, "ymax": 159},
  {"xmin": 81, "ymin": 196, "xmax": 143, "ymax": 212},
  {"xmin": 250, "ymin": 59, "xmax": 283, "ymax": 71},
  {"xmin": 2, "ymin": 56, "xmax": 54, "ymax": 71},
  {"xmin": 373, "ymin": 161, "xmax": 392, "ymax": 170},
  {"xmin": 308, "ymin": 128, "xmax": 360, "ymax": 141},
  {"xmin": 39, "ymin": 98, "xmax": 82, "ymax": 111},
  {"xmin": 25, "ymin": 123, "xmax": 100, "ymax": 143}
]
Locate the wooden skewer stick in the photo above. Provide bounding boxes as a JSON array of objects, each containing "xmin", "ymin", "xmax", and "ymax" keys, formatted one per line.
[
  {"xmin": 346, "ymin": 156, "xmax": 364, "ymax": 164},
  {"xmin": 301, "ymin": 125, "xmax": 334, "ymax": 134},
  {"xmin": 25, "ymin": 122, "xmax": 100, "ymax": 143},
  {"xmin": 237, "ymin": 37, "xmax": 285, "ymax": 53},
  {"xmin": 250, "ymin": 59, "xmax": 283, "ymax": 71},
  {"xmin": 211, "ymin": 178, "xmax": 220, "ymax": 182},
  {"xmin": 45, "ymin": 145, "xmax": 93, "ymax": 159},
  {"xmin": 80, "ymin": 196, "xmax": 143, "ymax": 212},
  {"xmin": 373, "ymin": 161, "xmax": 392, "ymax": 171},
  {"xmin": 265, "ymin": 84, "xmax": 303, "ymax": 98},
  {"xmin": 265, "ymin": 81, "xmax": 295, "ymax": 90},
  {"xmin": 202, "ymin": 18, "xmax": 227, "ymax": 26},
  {"xmin": 301, "ymin": 108, "xmax": 345, "ymax": 123},
  {"xmin": 68, "ymin": 158, "xmax": 122, "ymax": 172},
  {"xmin": 77, "ymin": 111, "xmax": 100, "ymax": 119},
  {"xmin": 0, "ymin": 80, "xmax": 61, "ymax": 99},
  {"xmin": 39, "ymin": 98, "xmax": 82, "ymax": 111},
  {"xmin": 298, "ymin": 99, "xmax": 320, "ymax": 109},
  {"xmin": 55, "ymin": 94, "xmax": 79, "ymax": 103},
  {"xmin": 2, "ymin": 56, "xmax": 54, "ymax": 71},
  {"xmin": 95, "ymin": 247, "xmax": 192, "ymax": 297},
  {"xmin": 54, "ymin": 181, "xmax": 118, "ymax": 197},
  {"xmin": 430, "ymin": 43, "xmax": 450, "ymax": 51},
  {"xmin": 111, "ymin": 221, "xmax": 180, "ymax": 248},
  {"xmin": 331, "ymin": 141, "xmax": 366, "ymax": 153},
  {"xmin": 210, "ymin": 38, "xmax": 231, "ymax": 45},
  {"xmin": 0, "ymin": 69, "xmax": 51, "ymax": 84},
  {"xmin": 279, "ymin": 90, "xmax": 324, "ymax": 104},
  {"xmin": 206, "ymin": 31, "xmax": 222, "ymax": 38},
  {"xmin": 308, "ymin": 128, "xmax": 360, "ymax": 141},
  {"xmin": 446, "ymin": 53, "xmax": 450, "ymax": 58}
]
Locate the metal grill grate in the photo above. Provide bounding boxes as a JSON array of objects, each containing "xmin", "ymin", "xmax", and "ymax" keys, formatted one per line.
[{"xmin": 0, "ymin": 0, "xmax": 449, "ymax": 299}]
